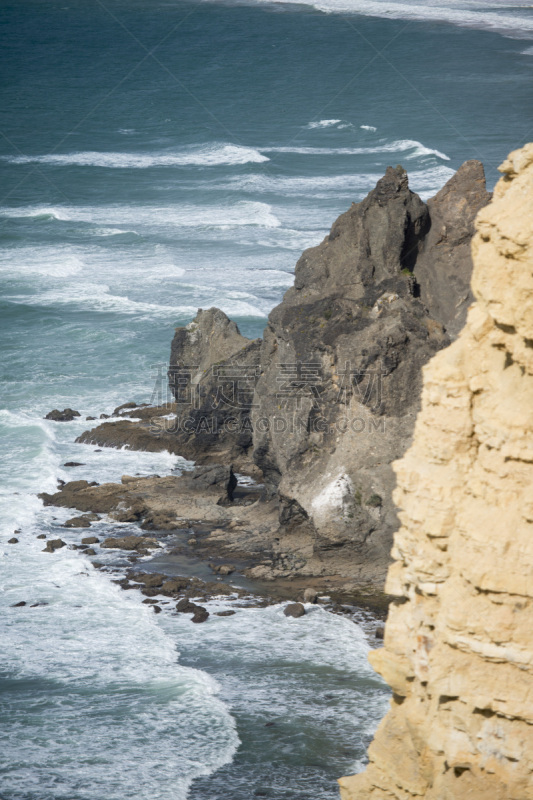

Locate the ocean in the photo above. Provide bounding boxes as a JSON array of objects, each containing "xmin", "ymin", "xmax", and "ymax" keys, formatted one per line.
[{"xmin": 1, "ymin": 1, "xmax": 532, "ymax": 798}]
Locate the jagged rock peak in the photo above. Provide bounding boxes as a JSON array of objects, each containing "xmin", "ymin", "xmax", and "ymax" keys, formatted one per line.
[
  {"xmin": 290, "ymin": 164, "xmax": 429, "ymax": 302},
  {"xmin": 339, "ymin": 145, "xmax": 533, "ymax": 800},
  {"xmin": 170, "ymin": 307, "xmax": 256, "ymax": 383}
]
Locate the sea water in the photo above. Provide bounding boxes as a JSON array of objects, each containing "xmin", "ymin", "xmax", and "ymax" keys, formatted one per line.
[{"xmin": 1, "ymin": 1, "xmax": 532, "ymax": 797}]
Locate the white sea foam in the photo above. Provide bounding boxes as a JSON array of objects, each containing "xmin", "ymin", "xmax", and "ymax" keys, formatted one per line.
[
  {"xmin": 0, "ymin": 247, "xmax": 86, "ymax": 278},
  {"xmin": 360, "ymin": 125, "xmax": 377, "ymax": 132},
  {"xmin": 2, "ymin": 143, "xmax": 270, "ymax": 168},
  {"xmin": 262, "ymin": 138, "xmax": 450, "ymax": 160},
  {"xmin": 12, "ymin": 280, "xmax": 267, "ymax": 319},
  {"xmin": 225, "ymin": 164, "xmax": 455, "ymax": 199},
  {"xmin": 0, "ymin": 402, "xmax": 238, "ymax": 800},
  {"xmin": 306, "ymin": 118, "xmax": 343, "ymax": 128},
  {"xmin": 0, "ymin": 200, "xmax": 281, "ymax": 230},
  {"xmin": 0, "ymin": 544, "xmax": 239, "ymax": 799},
  {"xmin": 0, "ymin": 206, "xmax": 73, "ymax": 222},
  {"xmin": 234, "ymin": 0, "xmax": 533, "ymax": 40}
]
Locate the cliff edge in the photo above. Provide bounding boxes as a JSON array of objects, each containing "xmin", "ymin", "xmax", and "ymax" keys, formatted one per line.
[{"xmin": 339, "ymin": 145, "xmax": 533, "ymax": 799}]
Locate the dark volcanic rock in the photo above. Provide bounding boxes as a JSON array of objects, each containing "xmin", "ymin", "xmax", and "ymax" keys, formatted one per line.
[
  {"xmin": 168, "ymin": 308, "xmax": 262, "ymax": 469},
  {"xmin": 284, "ymin": 602, "xmax": 306, "ymax": 618},
  {"xmin": 8, "ymin": 537, "xmax": 18, "ymax": 544},
  {"xmin": 43, "ymin": 539, "xmax": 66, "ymax": 552},
  {"xmin": 45, "ymin": 408, "xmax": 81, "ymax": 422},
  {"xmin": 176, "ymin": 598, "xmax": 198, "ymax": 613},
  {"xmin": 140, "ymin": 511, "xmax": 179, "ymax": 531},
  {"xmin": 64, "ymin": 462, "xmax": 85, "ymax": 467},
  {"xmin": 246, "ymin": 163, "xmax": 489, "ymax": 584},
  {"xmin": 81, "ymin": 536, "xmax": 99, "ymax": 545},
  {"xmin": 181, "ymin": 464, "xmax": 237, "ymax": 502},
  {"xmin": 63, "ymin": 516, "xmax": 91, "ymax": 529},
  {"xmin": 129, "ymin": 572, "xmax": 165, "ymax": 588},
  {"xmin": 101, "ymin": 535, "xmax": 159, "ymax": 552},
  {"xmin": 191, "ymin": 606, "xmax": 209, "ymax": 623},
  {"xmin": 161, "ymin": 578, "xmax": 190, "ymax": 595},
  {"xmin": 414, "ymin": 160, "xmax": 491, "ymax": 338}
]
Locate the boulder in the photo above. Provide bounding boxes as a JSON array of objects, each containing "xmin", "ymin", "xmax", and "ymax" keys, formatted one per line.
[
  {"xmin": 63, "ymin": 462, "xmax": 85, "ymax": 467},
  {"xmin": 303, "ymin": 588, "xmax": 318, "ymax": 604},
  {"xmin": 161, "ymin": 578, "xmax": 189, "ymax": 595},
  {"xmin": 217, "ymin": 564, "xmax": 235, "ymax": 576},
  {"xmin": 129, "ymin": 572, "xmax": 165, "ymax": 588},
  {"xmin": 63, "ymin": 516, "xmax": 91, "ymax": 528},
  {"xmin": 176, "ymin": 598, "xmax": 198, "ymax": 613},
  {"xmin": 101, "ymin": 535, "xmax": 159, "ymax": 552},
  {"xmin": 284, "ymin": 602, "xmax": 306, "ymax": 618},
  {"xmin": 191, "ymin": 606, "xmax": 209, "ymax": 623},
  {"xmin": 8, "ymin": 537, "xmax": 18, "ymax": 544},
  {"xmin": 81, "ymin": 536, "xmax": 99, "ymax": 545},
  {"xmin": 43, "ymin": 539, "xmax": 66, "ymax": 552},
  {"xmin": 181, "ymin": 464, "xmax": 237, "ymax": 502},
  {"xmin": 45, "ymin": 408, "xmax": 81, "ymax": 422},
  {"xmin": 140, "ymin": 511, "xmax": 179, "ymax": 530}
]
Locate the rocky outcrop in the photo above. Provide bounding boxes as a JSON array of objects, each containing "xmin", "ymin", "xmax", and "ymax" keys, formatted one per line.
[
  {"xmin": 339, "ymin": 146, "xmax": 533, "ymax": 799},
  {"xmin": 45, "ymin": 408, "xmax": 80, "ymax": 421},
  {"xmin": 168, "ymin": 307, "xmax": 261, "ymax": 468},
  {"xmin": 251, "ymin": 162, "xmax": 486, "ymax": 584},
  {"xmin": 72, "ymin": 161, "xmax": 489, "ymax": 587}
]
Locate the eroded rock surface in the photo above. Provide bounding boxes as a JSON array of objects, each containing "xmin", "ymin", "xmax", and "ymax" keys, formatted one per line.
[
  {"xmin": 251, "ymin": 163, "xmax": 486, "ymax": 584},
  {"xmin": 168, "ymin": 307, "xmax": 261, "ymax": 469},
  {"xmin": 339, "ymin": 146, "xmax": 533, "ymax": 799}
]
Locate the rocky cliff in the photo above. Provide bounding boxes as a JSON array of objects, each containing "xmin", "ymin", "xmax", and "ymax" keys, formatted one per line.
[
  {"xmin": 77, "ymin": 160, "xmax": 489, "ymax": 590},
  {"xmin": 249, "ymin": 162, "xmax": 489, "ymax": 584},
  {"xmin": 339, "ymin": 146, "xmax": 533, "ymax": 799},
  {"xmin": 164, "ymin": 161, "xmax": 489, "ymax": 585}
]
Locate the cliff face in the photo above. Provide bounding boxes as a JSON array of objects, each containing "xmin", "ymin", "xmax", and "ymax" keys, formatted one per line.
[
  {"xmin": 339, "ymin": 146, "xmax": 533, "ymax": 799},
  {"xmin": 250, "ymin": 162, "xmax": 488, "ymax": 583}
]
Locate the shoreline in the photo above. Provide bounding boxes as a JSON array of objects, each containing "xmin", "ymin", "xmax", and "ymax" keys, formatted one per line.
[{"xmin": 33, "ymin": 427, "xmax": 390, "ymax": 632}]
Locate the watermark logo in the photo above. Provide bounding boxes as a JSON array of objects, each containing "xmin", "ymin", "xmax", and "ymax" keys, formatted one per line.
[{"xmin": 148, "ymin": 361, "xmax": 386, "ymax": 435}]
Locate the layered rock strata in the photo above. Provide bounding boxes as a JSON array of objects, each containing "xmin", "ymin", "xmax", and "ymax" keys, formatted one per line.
[{"xmin": 339, "ymin": 146, "xmax": 533, "ymax": 799}]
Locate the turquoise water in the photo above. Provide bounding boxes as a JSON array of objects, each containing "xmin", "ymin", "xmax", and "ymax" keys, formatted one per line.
[{"xmin": 1, "ymin": 1, "xmax": 532, "ymax": 798}]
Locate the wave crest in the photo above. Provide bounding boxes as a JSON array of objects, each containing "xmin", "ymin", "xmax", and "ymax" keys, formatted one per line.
[{"xmin": 2, "ymin": 144, "xmax": 270, "ymax": 169}]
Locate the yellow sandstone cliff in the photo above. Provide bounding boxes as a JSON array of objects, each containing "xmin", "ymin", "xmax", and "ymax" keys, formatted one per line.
[{"xmin": 339, "ymin": 144, "xmax": 533, "ymax": 800}]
